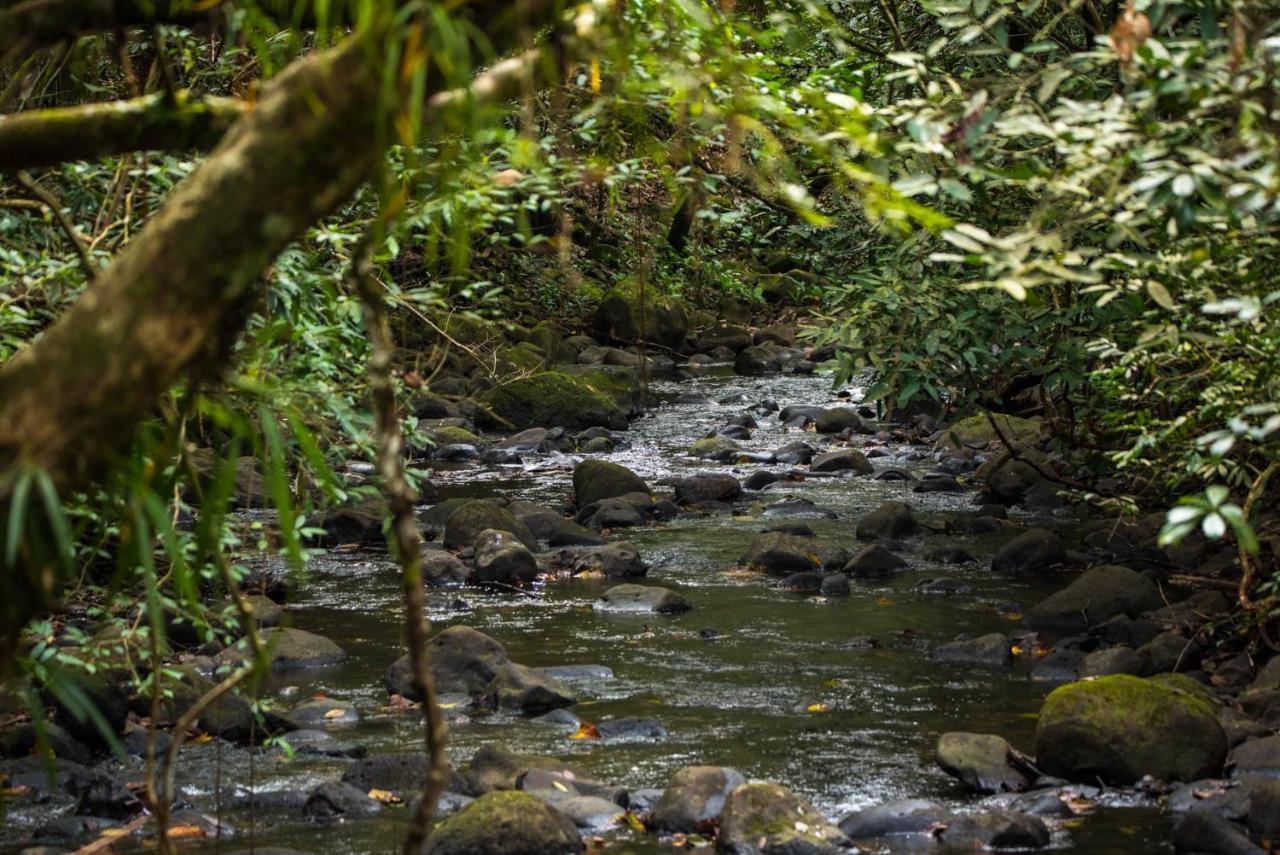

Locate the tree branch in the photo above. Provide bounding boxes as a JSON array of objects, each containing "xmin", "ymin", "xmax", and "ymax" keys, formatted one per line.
[
  {"xmin": 0, "ymin": 91, "xmax": 248, "ymax": 172},
  {"xmin": 15, "ymin": 169, "xmax": 97, "ymax": 277},
  {"xmin": 0, "ymin": 0, "xmax": 223, "ymax": 58}
]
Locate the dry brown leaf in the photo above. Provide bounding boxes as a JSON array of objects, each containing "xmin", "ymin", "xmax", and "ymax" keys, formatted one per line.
[{"xmin": 1111, "ymin": 1, "xmax": 1152, "ymax": 64}]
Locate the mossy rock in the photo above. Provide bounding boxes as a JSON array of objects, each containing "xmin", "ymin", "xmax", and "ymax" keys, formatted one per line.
[
  {"xmin": 428, "ymin": 426, "xmax": 483, "ymax": 447},
  {"xmin": 477, "ymin": 371, "xmax": 626, "ymax": 431},
  {"xmin": 717, "ymin": 782, "xmax": 850, "ymax": 853},
  {"xmin": 525, "ymin": 322, "xmax": 577, "ymax": 365},
  {"xmin": 573, "ymin": 459, "xmax": 650, "ymax": 509},
  {"xmin": 1035, "ymin": 674, "xmax": 1226, "ymax": 784},
  {"xmin": 495, "ymin": 342, "xmax": 548, "ymax": 376},
  {"xmin": 938, "ymin": 414, "xmax": 1044, "ymax": 450},
  {"xmin": 424, "ymin": 790, "xmax": 583, "ymax": 855},
  {"xmin": 558, "ymin": 364, "xmax": 644, "ymax": 412},
  {"xmin": 690, "ymin": 436, "xmax": 742, "ymax": 459},
  {"xmin": 443, "ymin": 500, "xmax": 537, "ymax": 550},
  {"xmin": 594, "ymin": 283, "xmax": 688, "ymax": 349}
]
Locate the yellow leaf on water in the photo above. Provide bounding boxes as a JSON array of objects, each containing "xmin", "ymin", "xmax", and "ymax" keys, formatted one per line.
[
  {"xmin": 569, "ymin": 722, "xmax": 602, "ymax": 741},
  {"xmin": 323, "ymin": 708, "xmax": 346, "ymax": 719},
  {"xmin": 875, "ymin": 597, "xmax": 894, "ymax": 606},
  {"xmin": 368, "ymin": 788, "xmax": 403, "ymax": 805},
  {"xmin": 166, "ymin": 825, "xmax": 206, "ymax": 839},
  {"xmin": 806, "ymin": 703, "xmax": 830, "ymax": 714},
  {"xmin": 191, "ymin": 733, "xmax": 213, "ymax": 744}
]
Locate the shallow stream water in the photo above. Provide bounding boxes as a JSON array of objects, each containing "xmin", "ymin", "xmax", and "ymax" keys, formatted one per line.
[{"xmin": 18, "ymin": 368, "xmax": 1173, "ymax": 853}]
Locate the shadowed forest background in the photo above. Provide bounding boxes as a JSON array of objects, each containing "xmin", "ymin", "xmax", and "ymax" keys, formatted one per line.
[{"xmin": 0, "ymin": 0, "xmax": 1278, "ymax": 852}]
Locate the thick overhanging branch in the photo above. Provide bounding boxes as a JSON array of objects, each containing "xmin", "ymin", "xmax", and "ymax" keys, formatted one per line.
[
  {"xmin": 0, "ymin": 0, "xmax": 223, "ymax": 57},
  {"xmin": 0, "ymin": 91, "xmax": 248, "ymax": 172}
]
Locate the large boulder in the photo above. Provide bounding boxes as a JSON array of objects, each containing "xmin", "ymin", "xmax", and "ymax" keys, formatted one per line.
[
  {"xmin": 518, "ymin": 510, "xmax": 605, "ymax": 547},
  {"xmin": 1027, "ymin": 564, "xmax": 1163, "ymax": 631},
  {"xmin": 217, "ymin": 627, "xmax": 346, "ymax": 672},
  {"xmin": 837, "ymin": 799, "xmax": 953, "ymax": 840},
  {"xmin": 594, "ymin": 285, "xmax": 687, "ymax": 349},
  {"xmin": 573, "ymin": 459, "xmax": 649, "ymax": 509},
  {"xmin": 424, "ymin": 791, "xmax": 583, "ymax": 855},
  {"xmin": 810, "ymin": 448, "xmax": 873, "ymax": 474},
  {"xmin": 442, "ymin": 501, "xmax": 536, "ymax": 551},
  {"xmin": 674, "ymin": 473, "xmax": 742, "ymax": 505},
  {"xmin": 932, "ymin": 633, "xmax": 1012, "ymax": 667},
  {"xmin": 1035, "ymin": 674, "xmax": 1227, "ymax": 784},
  {"xmin": 717, "ymin": 782, "xmax": 851, "ymax": 853},
  {"xmin": 463, "ymin": 744, "xmax": 586, "ymax": 795},
  {"xmin": 739, "ymin": 532, "xmax": 847, "ymax": 575},
  {"xmin": 695, "ymin": 324, "xmax": 753, "ymax": 353},
  {"xmin": 594, "ymin": 584, "xmax": 691, "ymax": 614},
  {"xmin": 991, "ymin": 528, "xmax": 1066, "ymax": 573},
  {"xmin": 937, "ymin": 414, "xmax": 1043, "ymax": 450},
  {"xmin": 557, "ymin": 541, "xmax": 649, "ymax": 578},
  {"xmin": 855, "ymin": 501, "xmax": 918, "ymax": 541},
  {"xmin": 651, "ymin": 766, "xmax": 746, "ymax": 833},
  {"xmin": 815, "ymin": 407, "xmax": 864, "ymax": 434},
  {"xmin": 936, "ymin": 732, "xmax": 1034, "ymax": 793},
  {"xmin": 478, "ymin": 371, "xmax": 627, "ymax": 431}
]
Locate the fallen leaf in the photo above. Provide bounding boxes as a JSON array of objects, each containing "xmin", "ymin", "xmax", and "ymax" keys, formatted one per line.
[
  {"xmin": 323, "ymin": 708, "xmax": 346, "ymax": 720},
  {"xmin": 806, "ymin": 703, "xmax": 830, "ymax": 714},
  {"xmin": 166, "ymin": 825, "xmax": 207, "ymax": 839},
  {"xmin": 368, "ymin": 788, "xmax": 403, "ymax": 805},
  {"xmin": 191, "ymin": 733, "xmax": 213, "ymax": 744},
  {"xmin": 622, "ymin": 811, "xmax": 646, "ymax": 832},
  {"xmin": 570, "ymin": 722, "xmax": 602, "ymax": 741},
  {"xmin": 875, "ymin": 597, "xmax": 895, "ymax": 606}
]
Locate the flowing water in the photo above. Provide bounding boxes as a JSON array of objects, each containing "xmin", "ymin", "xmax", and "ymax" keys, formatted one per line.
[{"xmin": 10, "ymin": 368, "xmax": 1173, "ymax": 853}]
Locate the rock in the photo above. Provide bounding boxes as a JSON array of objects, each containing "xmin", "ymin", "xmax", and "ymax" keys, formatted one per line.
[
  {"xmin": 1035, "ymin": 674, "xmax": 1228, "ymax": 784},
  {"xmin": 2, "ymin": 721, "xmax": 92, "ymax": 765},
  {"xmin": 424, "ymin": 791, "xmax": 583, "ymax": 855},
  {"xmin": 280, "ymin": 729, "xmax": 366, "ymax": 758},
  {"xmin": 1079, "ymin": 646, "xmax": 1145, "ymax": 677},
  {"xmin": 735, "ymin": 344, "xmax": 781, "ymax": 375},
  {"xmin": 1229, "ymin": 735, "xmax": 1280, "ymax": 778},
  {"xmin": 579, "ymin": 498, "xmax": 646, "ymax": 529},
  {"xmin": 422, "ymin": 550, "xmax": 472, "ymax": 587},
  {"xmin": 1, "ymin": 756, "xmax": 140, "ymax": 819},
  {"xmin": 855, "ymin": 501, "xmax": 918, "ymax": 541},
  {"xmin": 933, "ymin": 633, "xmax": 1012, "ymax": 667},
  {"xmin": 745, "ymin": 471, "xmax": 782, "ymax": 491},
  {"xmin": 915, "ymin": 577, "xmax": 972, "ymax": 596},
  {"xmin": 773, "ymin": 441, "xmax": 816, "ymax": 464},
  {"xmin": 717, "ymin": 782, "xmax": 851, "ymax": 854},
  {"xmin": 283, "ymin": 698, "xmax": 358, "ymax": 729},
  {"xmin": 595, "ymin": 584, "xmax": 691, "ymax": 614},
  {"xmin": 821, "ymin": 574, "xmax": 850, "ymax": 596},
  {"xmin": 938, "ymin": 810, "xmax": 1050, "ymax": 850},
  {"xmin": 674, "ymin": 473, "xmax": 742, "ymax": 504},
  {"xmin": 1253, "ymin": 657, "xmax": 1280, "ymax": 691},
  {"xmin": 837, "ymin": 799, "xmax": 953, "ymax": 839},
  {"xmin": 1027, "ymin": 564, "xmax": 1163, "ymax": 631},
  {"xmin": 1139, "ymin": 631, "xmax": 1200, "ymax": 674},
  {"xmin": 478, "ymin": 371, "xmax": 627, "ymax": 431},
  {"xmin": 309, "ymin": 494, "xmax": 388, "ymax": 546},
  {"xmin": 341, "ymin": 753, "xmax": 432, "ymax": 795},
  {"xmin": 690, "ymin": 436, "xmax": 743, "ymax": 459},
  {"xmin": 815, "ymin": 407, "xmax": 864, "ymax": 434},
  {"xmin": 936, "ymin": 732, "xmax": 1034, "ymax": 793},
  {"xmin": 1173, "ymin": 809, "xmax": 1265, "ymax": 855},
  {"xmin": 779, "ymin": 571, "xmax": 823, "ymax": 593},
  {"xmin": 810, "ymin": 448, "xmax": 873, "ymax": 474},
  {"xmin": 778, "ymin": 405, "xmax": 825, "ymax": 424},
  {"xmin": 558, "ymin": 541, "xmax": 648, "ymax": 578},
  {"xmin": 650, "ymin": 766, "xmax": 746, "ymax": 832},
  {"xmin": 303, "ymin": 781, "xmax": 382, "ymax": 821},
  {"xmin": 925, "ymin": 546, "xmax": 976, "ymax": 564},
  {"xmin": 696, "ymin": 324, "xmax": 753, "ymax": 353},
  {"xmin": 937, "ymin": 414, "xmax": 1043, "ymax": 450},
  {"xmin": 595, "ymin": 285, "xmax": 687, "ymax": 350},
  {"xmin": 573, "ymin": 459, "xmax": 649, "ymax": 508},
  {"xmin": 518, "ymin": 510, "xmax": 604, "ymax": 546},
  {"xmin": 465, "ymin": 745, "xmax": 584, "ymax": 795},
  {"xmin": 845, "ymin": 544, "xmax": 907, "ymax": 578},
  {"xmin": 555, "ymin": 795, "xmax": 627, "ymax": 829},
  {"xmin": 384, "ymin": 626, "xmax": 574, "ymax": 714},
  {"xmin": 991, "ymin": 528, "xmax": 1066, "ymax": 573},
  {"xmin": 473, "ymin": 529, "xmax": 538, "ymax": 585},
  {"xmin": 494, "ymin": 427, "xmax": 554, "ymax": 453},
  {"xmin": 538, "ymin": 664, "xmax": 614, "ymax": 683},
  {"xmin": 755, "ymin": 325, "xmax": 796, "ymax": 346},
  {"xmin": 597, "ymin": 717, "xmax": 668, "ymax": 741},
  {"xmin": 987, "ymin": 458, "xmax": 1050, "ymax": 505},
  {"xmin": 739, "ymin": 532, "xmax": 846, "ymax": 574},
  {"xmin": 217, "ymin": 627, "xmax": 346, "ymax": 671},
  {"xmin": 442, "ymin": 501, "xmax": 536, "ymax": 551}
]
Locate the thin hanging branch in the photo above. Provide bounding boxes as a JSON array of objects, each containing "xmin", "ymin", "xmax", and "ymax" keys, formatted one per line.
[
  {"xmin": 351, "ymin": 229, "xmax": 449, "ymax": 853},
  {"xmin": 15, "ymin": 169, "xmax": 96, "ymax": 278}
]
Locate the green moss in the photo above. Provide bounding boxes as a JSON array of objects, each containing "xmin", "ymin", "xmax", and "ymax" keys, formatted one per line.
[
  {"xmin": 477, "ymin": 371, "xmax": 624, "ymax": 430},
  {"xmin": 558, "ymin": 364, "xmax": 642, "ymax": 411},
  {"xmin": 690, "ymin": 436, "xmax": 741, "ymax": 458},
  {"xmin": 594, "ymin": 281, "xmax": 688, "ymax": 348},
  {"xmin": 428, "ymin": 426, "xmax": 482, "ymax": 446},
  {"xmin": 940, "ymin": 413, "xmax": 1043, "ymax": 449},
  {"xmin": 495, "ymin": 342, "xmax": 547, "ymax": 375}
]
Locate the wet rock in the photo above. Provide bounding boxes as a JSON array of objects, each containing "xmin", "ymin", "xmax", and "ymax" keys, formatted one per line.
[
  {"xmin": 985, "ymin": 456, "xmax": 1051, "ymax": 505},
  {"xmin": 674, "ymin": 473, "xmax": 742, "ymax": 504},
  {"xmin": 845, "ymin": 544, "xmax": 907, "ymax": 578},
  {"xmin": 555, "ymin": 795, "xmax": 627, "ymax": 829},
  {"xmin": 762, "ymin": 498, "xmax": 837, "ymax": 519},
  {"xmin": 1174, "ymin": 807, "xmax": 1265, "ymax": 854},
  {"xmin": 557, "ymin": 541, "xmax": 648, "ymax": 578},
  {"xmin": 810, "ymin": 448, "xmax": 873, "ymax": 474},
  {"xmin": 384, "ymin": 626, "xmax": 574, "ymax": 714},
  {"xmin": 779, "ymin": 571, "xmax": 824, "ymax": 593},
  {"xmin": 304, "ymin": 781, "xmax": 382, "ymax": 821},
  {"xmin": 936, "ymin": 732, "xmax": 1035, "ymax": 793},
  {"xmin": 284, "ymin": 698, "xmax": 358, "ymax": 729},
  {"xmin": 1026, "ymin": 564, "xmax": 1162, "ymax": 631},
  {"xmin": 821, "ymin": 574, "xmax": 850, "ymax": 596},
  {"xmin": 1093, "ymin": 614, "xmax": 1162, "ymax": 647},
  {"xmin": 690, "ymin": 436, "xmax": 743, "ymax": 459},
  {"xmin": 465, "ymin": 745, "xmax": 583, "ymax": 795},
  {"xmin": 1035, "ymin": 674, "xmax": 1227, "ymax": 784},
  {"xmin": 773, "ymin": 441, "xmax": 817, "ymax": 465},
  {"xmin": 779, "ymin": 405, "xmax": 825, "ymax": 424},
  {"xmin": 915, "ymin": 475, "xmax": 964, "ymax": 493},
  {"xmin": 518, "ymin": 766, "xmax": 626, "ymax": 806},
  {"xmin": 1, "ymin": 721, "xmax": 92, "ymax": 765},
  {"xmin": 422, "ymin": 550, "xmax": 473, "ymax": 587},
  {"xmin": 1229, "ymin": 735, "xmax": 1280, "ymax": 779},
  {"xmin": 937, "ymin": 810, "xmax": 1050, "ymax": 850},
  {"xmin": 433, "ymin": 443, "xmax": 481, "ymax": 461},
  {"xmin": 424, "ymin": 791, "xmax": 583, "ymax": 855},
  {"xmin": 745, "ymin": 471, "xmax": 783, "ymax": 491},
  {"xmin": 925, "ymin": 546, "xmax": 976, "ymax": 564},
  {"xmin": 696, "ymin": 324, "xmax": 754, "ymax": 352},
  {"xmin": 1031, "ymin": 649, "xmax": 1088, "ymax": 682},
  {"xmin": 855, "ymin": 501, "xmax": 918, "ymax": 541},
  {"xmin": 932, "ymin": 633, "xmax": 1012, "ymax": 667},
  {"xmin": 914, "ymin": 577, "xmax": 972, "ymax": 596},
  {"xmin": 341, "ymin": 753, "xmax": 432, "ymax": 795},
  {"xmin": 1079, "ymin": 646, "xmax": 1145, "ymax": 677},
  {"xmin": 595, "ymin": 286, "xmax": 687, "ymax": 350},
  {"xmin": 739, "ymin": 532, "xmax": 847, "ymax": 574},
  {"xmin": 579, "ymin": 497, "xmax": 647, "ymax": 529},
  {"xmin": 442, "ymin": 501, "xmax": 537, "ymax": 551},
  {"xmin": 815, "ymin": 407, "xmax": 864, "ymax": 434},
  {"xmin": 538, "ymin": 664, "xmax": 614, "ymax": 683},
  {"xmin": 473, "ymin": 529, "xmax": 538, "ymax": 585},
  {"xmin": 1139, "ymin": 631, "xmax": 1201, "ymax": 674},
  {"xmin": 949, "ymin": 514, "xmax": 1006, "ymax": 534},
  {"xmin": 573, "ymin": 459, "xmax": 649, "ymax": 508},
  {"xmin": 595, "ymin": 584, "xmax": 691, "ymax": 614},
  {"xmin": 735, "ymin": 344, "xmax": 782, "ymax": 375},
  {"xmin": 837, "ymin": 799, "xmax": 953, "ymax": 839},
  {"xmin": 718, "ymin": 782, "xmax": 851, "ymax": 854},
  {"xmin": 991, "ymin": 528, "xmax": 1066, "ymax": 573},
  {"xmin": 217, "ymin": 627, "xmax": 346, "ymax": 672},
  {"xmin": 281, "ymin": 729, "xmax": 366, "ymax": 759},
  {"xmin": 518, "ymin": 510, "xmax": 604, "ymax": 546},
  {"xmin": 2, "ymin": 756, "xmax": 140, "ymax": 818},
  {"xmin": 597, "ymin": 717, "xmax": 668, "ymax": 741},
  {"xmin": 650, "ymin": 765, "xmax": 746, "ymax": 832},
  {"xmin": 309, "ymin": 494, "xmax": 388, "ymax": 546}
]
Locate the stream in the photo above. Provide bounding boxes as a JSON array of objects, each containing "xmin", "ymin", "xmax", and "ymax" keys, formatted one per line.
[{"xmin": 5, "ymin": 367, "xmax": 1174, "ymax": 853}]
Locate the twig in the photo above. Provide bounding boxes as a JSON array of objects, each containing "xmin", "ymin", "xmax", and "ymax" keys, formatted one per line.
[
  {"xmin": 1239, "ymin": 462, "xmax": 1278, "ymax": 614},
  {"xmin": 352, "ymin": 226, "xmax": 449, "ymax": 854},
  {"xmin": 15, "ymin": 170, "xmax": 96, "ymax": 279}
]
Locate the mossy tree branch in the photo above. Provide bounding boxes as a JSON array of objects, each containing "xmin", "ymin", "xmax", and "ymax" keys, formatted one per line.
[{"xmin": 0, "ymin": 91, "xmax": 248, "ymax": 171}]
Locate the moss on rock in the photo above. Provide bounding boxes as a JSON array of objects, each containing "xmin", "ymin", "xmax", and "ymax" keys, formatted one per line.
[
  {"xmin": 594, "ymin": 282, "xmax": 688, "ymax": 349},
  {"xmin": 1035, "ymin": 674, "xmax": 1226, "ymax": 784},
  {"xmin": 938, "ymin": 413, "xmax": 1043, "ymax": 450},
  {"xmin": 477, "ymin": 371, "xmax": 626, "ymax": 430},
  {"xmin": 424, "ymin": 790, "xmax": 583, "ymax": 855}
]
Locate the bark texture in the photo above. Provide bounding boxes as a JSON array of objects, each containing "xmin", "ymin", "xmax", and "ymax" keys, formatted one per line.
[{"xmin": 0, "ymin": 91, "xmax": 248, "ymax": 171}]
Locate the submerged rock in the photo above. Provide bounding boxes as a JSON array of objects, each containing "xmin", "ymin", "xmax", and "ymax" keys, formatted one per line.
[
  {"xmin": 556, "ymin": 541, "xmax": 648, "ymax": 578},
  {"xmin": 739, "ymin": 531, "xmax": 847, "ymax": 574},
  {"xmin": 938, "ymin": 810, "xmax": 1049, "ymax": 850},
  {"xmin": 1035, "ymin": 674, "xmax": 1227, "ymax": 784}
]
